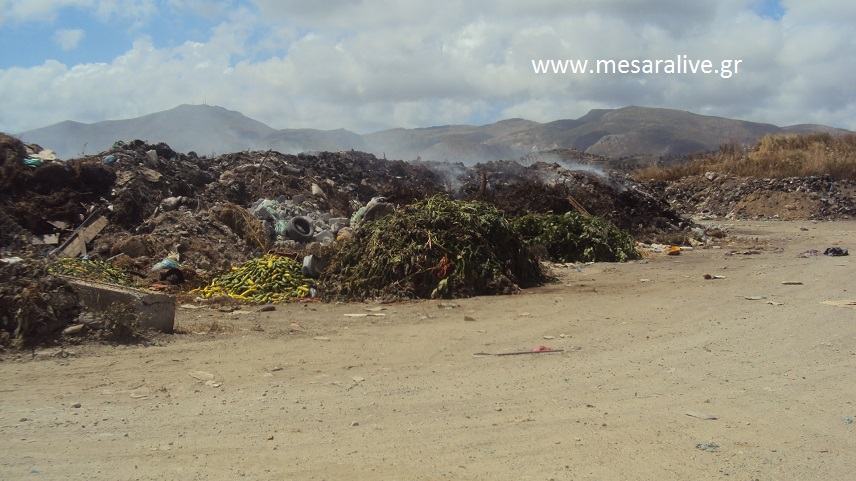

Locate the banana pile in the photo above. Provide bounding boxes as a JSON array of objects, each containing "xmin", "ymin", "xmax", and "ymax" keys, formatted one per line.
[
  {"xmin": 48, "ymin": 257, "xmax": 134, "ymax": 286},
  {"xmin": 194, "ymin": 254, "xmax": 311, "ymax": 303}
]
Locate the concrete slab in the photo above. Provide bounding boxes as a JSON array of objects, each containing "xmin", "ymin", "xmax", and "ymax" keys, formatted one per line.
[{"xmin": 61, "ymin": 277, "xmax": 175, "ymax": 333}]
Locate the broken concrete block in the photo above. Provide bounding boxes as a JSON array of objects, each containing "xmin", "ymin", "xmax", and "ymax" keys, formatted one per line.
[{"xmin": 63, "ymin": 278, "xmax": 175, "ymax": 333}]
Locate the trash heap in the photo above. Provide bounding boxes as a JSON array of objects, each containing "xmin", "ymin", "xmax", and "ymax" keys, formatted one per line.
[
  {"xmin": 647, "ymin": 174, "xmax": 856, "ymax": 220},
  {"xmin": 0, "ymin": 131, "xmax": 698, "ymax": 313},
  {"xmin": 511, "ymin": 213, "xmax": 640, "ymax": 263},
  {"xmin": 323, "ymin": 196, "xmax": 545, "ymax": 300},
  {"xmin": 249, "ymin": 197, "xmax": 349, "ymax": 246},
  {"xmin": 0, "ymin": 258, "xmax": 81, "ymax": 347},
  {"xmin": 450, "ymin": 160, "xmax": 694, "ymax": 243}
]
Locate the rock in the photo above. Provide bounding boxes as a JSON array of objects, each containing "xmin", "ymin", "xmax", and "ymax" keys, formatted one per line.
[
  {"xmin": 314, "ymin": 229, "xmax": 335, "ymax": 245},
  {"xmin": 188, "ymin": 370, "xmax": 215, "ymax": 382},
  {"xmin": 145, "ymin": 149, "xmax": 159, "ymax": 166},
  {"xmin": 302, "ymin": 255, "xmax": 322, "ymax": 278},
  {"xmin": 71, "ymin": 403, "xmax": 81, "ymax": 409},
  {"xmin": 310, "ymin": 183, "xmax": 325, "ymax": 197},
  {"xmin": 695, "ymin": 442, "xmax": 719, "ymax": 452},
  {"xmin": 62, "ymin": 324, "xmax": 86, "ymax": 336},
  {"xmin": 113, "ymin": 237, "xmax": 148, "ymax": 258},
  {"xmin": 258, "ymin": 304, "xmax": 276, "ymax": 312}
]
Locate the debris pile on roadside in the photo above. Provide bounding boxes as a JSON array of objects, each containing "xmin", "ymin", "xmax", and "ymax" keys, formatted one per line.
[
  {"xmin": 647, "ymin": 174, "xmax": 856, "ymax": 220},
  {"xmin": 453, "ymin": 161, "xmax": 694, "ymax": 243},
  {"xmin": 1, "ymin": 131, "xmax": 703, "ymax": 317},
  {"xmin": 0, "ymin": 258, "xmax": 81, "ymax": 347}
]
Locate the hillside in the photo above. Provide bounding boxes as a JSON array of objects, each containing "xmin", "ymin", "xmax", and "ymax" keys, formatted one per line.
[{"xmin": 16, "ymin": 104, "xmax": 850, "ymax": 162}]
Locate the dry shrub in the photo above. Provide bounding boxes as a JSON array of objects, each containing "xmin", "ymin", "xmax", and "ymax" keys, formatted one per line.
[
  {"xmin": 212, "ymin": 203, "xmax": 270, "ymax": 251},
  {"xmin": 635, "ymin": 133, "xmax": 856, "ymax": 181}
]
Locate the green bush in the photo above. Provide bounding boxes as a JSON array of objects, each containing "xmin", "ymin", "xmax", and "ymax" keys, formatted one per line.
[
  {"xmin": 323, "ymin": 195, "xmax": 544, "ymax": 300},
  {"xmin": 511, "ymin": 213, "xmax": 640, "ymax": 263}
]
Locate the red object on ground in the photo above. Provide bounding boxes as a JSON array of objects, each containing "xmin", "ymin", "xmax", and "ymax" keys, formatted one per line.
[{"xmin": 532, "ymin": 345, "xmax": 554, "ymax": 352}]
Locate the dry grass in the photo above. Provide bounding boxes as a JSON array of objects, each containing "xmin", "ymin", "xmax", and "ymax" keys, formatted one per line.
[
  {"xmin": 212, "ymin": 203, "xmax": 270, "ymax": 251},
  {"xmin": 634, "ymin": 133, "xmax": 856, "ymax": 181}
]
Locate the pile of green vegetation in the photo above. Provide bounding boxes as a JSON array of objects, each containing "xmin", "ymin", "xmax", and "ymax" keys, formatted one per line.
[
  {"xmin": 322, "ymin": 195, "xmax": 545, "ymax": 300},
  {"xmin": 48, "ymin": 257, "xmax": 134, "ymax": 286},
  {"xmin": 511, "ymin": 213, "xmax": 640, "ymax": 263}
]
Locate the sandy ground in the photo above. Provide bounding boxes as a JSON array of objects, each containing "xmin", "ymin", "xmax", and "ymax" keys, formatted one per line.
[{"xmin": 1, "ymin": 220, "xmax": 855, "ymax": 481}]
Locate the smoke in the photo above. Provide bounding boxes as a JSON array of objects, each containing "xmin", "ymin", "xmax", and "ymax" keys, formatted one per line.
[
  {"xmin": 418, "ymin": 160, "xmax": 470, "ymax": 193},
  {"xmin": 520, "ymin": 151, "xmax": 609, "ymax": 178}
]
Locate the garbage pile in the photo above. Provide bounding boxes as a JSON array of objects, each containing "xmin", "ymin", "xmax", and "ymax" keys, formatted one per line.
[
  {"xmin": 1, "ymin": 131, "xmax": 701, "ymax": 315},
  {"xmin": 648, "ymin": 174, "xmax": 856, "ymax": 220},
  {"xmin": 449, "ymin": 161, "xmax": 694, "ymax": 243},
  {"xmin": 0, "ymin": 258, "xmax": 81, "ymax": 347},
  {"xmin": 250, "ymin": 197, "xmax": 348, "ymax": 246},
  {"xmin": 323, "ymin": 196, "xmax": 545, "ymax": 300}
]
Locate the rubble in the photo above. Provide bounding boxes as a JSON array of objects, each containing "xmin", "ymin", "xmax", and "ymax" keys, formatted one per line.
[
  {"xmin": 1, "ymin": 133, "xmax": 702, "ymax": 321},
  {"xmin": 449, "ymin": 161, "xmax": 693, "ymax": 243},
  {"xmin": 648, "ymin": 174, "xmax": 856, "ymax": 220},
  {"xmin": 0, "ymin": 259, "xmax": 81, "ymax": 347}
]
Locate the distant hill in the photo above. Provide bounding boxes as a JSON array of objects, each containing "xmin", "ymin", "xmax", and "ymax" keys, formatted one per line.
[
  {"xmin": 15, "ymin": 104, "xmax": 851, "ymax": 162},
  {"xmin": 17, "ymin": 105, "xmax": 364, "ymax": 158}
]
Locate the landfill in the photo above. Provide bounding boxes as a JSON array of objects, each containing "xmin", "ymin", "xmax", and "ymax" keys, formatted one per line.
[
  {"xmin": 1, "ymin": 132, "xmax": 701, "ymax": 346},
  {"xmin": 646, "ymin": 173, "xmax": 856, "ymax": 220}
]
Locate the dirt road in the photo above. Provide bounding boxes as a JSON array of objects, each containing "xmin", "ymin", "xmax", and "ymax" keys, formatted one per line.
[{"xmin": 2, "ymin": 221, "xmax": 855, "ymax": 480}]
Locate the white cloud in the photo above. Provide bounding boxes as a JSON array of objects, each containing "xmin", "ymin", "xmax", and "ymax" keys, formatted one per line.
[
  {"xmin": 2, "ymin": 0, "xmax": 155, "ymax": 23},
  {"xmin": 53, "ymin": 27, "xmax": 85, "ymax": 50},
  {"xmin": 1, "ymin": 0, "xmax": 855, "ymax": 134}
]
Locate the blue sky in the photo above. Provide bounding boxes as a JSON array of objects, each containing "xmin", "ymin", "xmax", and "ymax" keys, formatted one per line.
[
  {"xmin": 1, "ymin": 0, "xmax": 855, "ymax": 134},
  {"xmin": 0, "ymin": 1, "xmax": 243, "ymax": 68}
]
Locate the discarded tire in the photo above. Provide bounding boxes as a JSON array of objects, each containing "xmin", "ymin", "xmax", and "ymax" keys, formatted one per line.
[{"xmin": 285, "ymin": 216, "xmax": 313, "ymax": 242}]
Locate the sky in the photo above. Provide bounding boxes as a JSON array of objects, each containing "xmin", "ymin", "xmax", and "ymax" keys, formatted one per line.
[{"xmin": 0, "ymin": 0, "xmax": 854, "ymax": 134}]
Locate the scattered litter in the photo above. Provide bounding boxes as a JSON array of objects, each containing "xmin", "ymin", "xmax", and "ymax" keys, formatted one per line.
[
  {"xmin": 364, "ymin": 306, "xmax": 386, "ymax": 312},
  {"xmin": 344, "ymin": 313, "xmax": 385, "ymax": 318},
  {"xmin": 781, "ymin": 281, "xmax": 803, "ymax": 285},
  {"xmin": 767, "ymin": 301, "xmax": 784, "ymax": 306},
  {"xmin": 703, "ymin": 274, "xmax": 726, "ymax": 280},
  {"xmin": 744, "ymin": 296, "xmax": 767, "ymax": 301},
  {"xmin": 798, "ymin": 249, "xmax": 820, "ymax": 258},
  {"xmin": 473, "ymin": 346, "xmax": 563, "ymax": 356},
  {"xmin": 695, "ymin": 442, "xmax": 720, "ymax": 452},
  {"xmin": 313, "ymin": 336, "xmax": 331, "ymax": 341},
  {"xmin": 463, "ymin": 316, "xmax": 477, "ymax": 322},
  {"xmin": 844, "ymin": 416, "xmax": 854, "ymax": 425},
  {"xmin": 822, "ymin": 300, "xmax": 856, "ymax": 310},
  {"xmin": 824, "ymin": 247, "xmax": 849, "ymax": 257},
  {"xmin": 685, "ymin": 411, "xmax": 718, "ymax": 420},
  {"xmin": 188, "ymin": 371, "xmax": 215, "ymax": 382}
]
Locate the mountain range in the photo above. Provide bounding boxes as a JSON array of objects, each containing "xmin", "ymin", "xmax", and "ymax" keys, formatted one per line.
[{"xmin": 16, "ymin": 104, "xmax": 851, "ymax": 162}]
